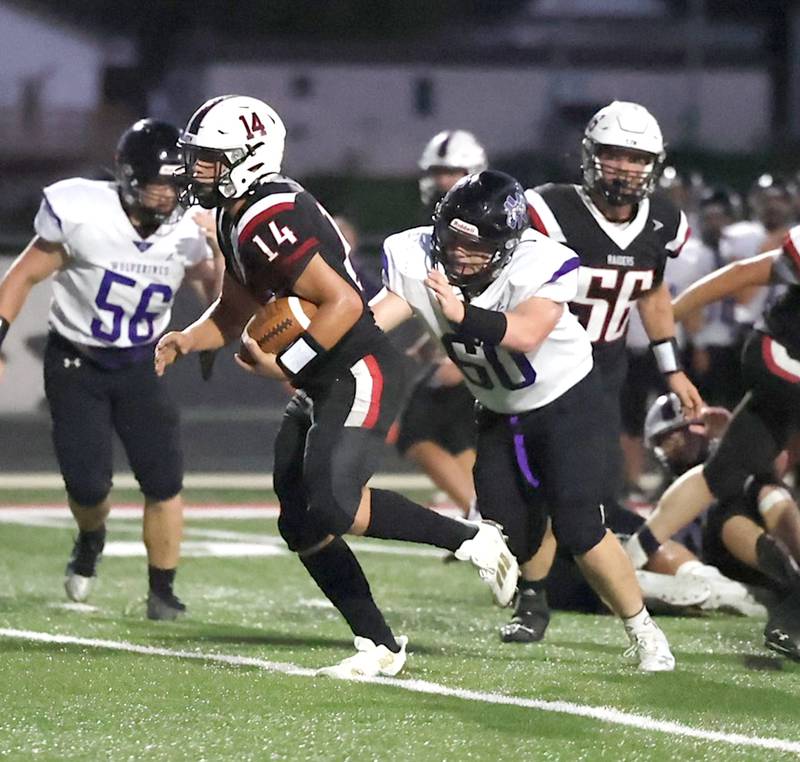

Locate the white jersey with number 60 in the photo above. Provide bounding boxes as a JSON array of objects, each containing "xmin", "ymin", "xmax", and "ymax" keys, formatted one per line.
[
  {"xmin": 380, "ymin": 226, "xmax": 593, "ymax": 413},
  {"xmin": 34, "ymin": 178, "xmax": 211, "ymax": 348}
]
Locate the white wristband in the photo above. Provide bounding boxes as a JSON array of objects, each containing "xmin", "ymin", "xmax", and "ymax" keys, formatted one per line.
[{"xmin": 651, "ymin": 338, "xmax": 681, "ymax": 375}]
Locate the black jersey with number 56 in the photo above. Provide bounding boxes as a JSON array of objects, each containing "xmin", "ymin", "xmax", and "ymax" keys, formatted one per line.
[{"xmin": 525, "ymin": 183, "xmax": 690, "ymax": 364}]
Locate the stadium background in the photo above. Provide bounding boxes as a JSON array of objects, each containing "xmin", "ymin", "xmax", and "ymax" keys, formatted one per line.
[{"xmin": 1, "ymin": 0, "xmax": 798, "ymax": 473}]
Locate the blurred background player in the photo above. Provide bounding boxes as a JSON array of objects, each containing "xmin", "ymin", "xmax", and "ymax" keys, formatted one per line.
[
  {"xmin": 506, "ymin": 101, "xmax": 702, "ymax": 643},
  {"xmin": 0, "ymin": 119, "xmax": 220, "ymax": 619},
  {"xmin": 390, "ymin": 130, "xmax": 488, "ymax": 519}
]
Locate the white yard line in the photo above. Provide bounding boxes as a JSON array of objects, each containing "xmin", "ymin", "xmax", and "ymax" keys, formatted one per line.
[
  {"xmin": 0, "ymin": 506, "xmax": 450, "ymax": 559},
  {"xmin": 0, "ymin": 472, "xmax": 435, "ymax": 490},
  {"xmin": 0, "ymin": 628, "xmax": 798, "ymax": 755}
]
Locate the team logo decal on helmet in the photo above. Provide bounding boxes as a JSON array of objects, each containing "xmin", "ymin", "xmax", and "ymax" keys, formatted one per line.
[
  {"xmin": 504, "ymin": 192, "xmax": 528, "ymax": 231},
  {"xmin": 178, "ymin": 94, "xmax": 287, "ymax": 209}
]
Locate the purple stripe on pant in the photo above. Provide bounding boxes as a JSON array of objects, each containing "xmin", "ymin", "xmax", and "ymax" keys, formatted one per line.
[{"xmin": 509, "ymin": 415, "xmax": 540, "ymax": 487}]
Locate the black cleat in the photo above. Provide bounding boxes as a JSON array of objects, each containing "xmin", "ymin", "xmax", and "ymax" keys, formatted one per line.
[
  {"xmin": 500, "ymin": 587, "xmax": 551, "ymax": 643},
  {"xmin": 64, "ymin": 528, "xmax": 106, "ymax": 602},
  {"xmin": 764, "ymin": 597, "xmax": 800, "ymax": 662},
  {"xmin": 147, "ymin": 591, "xmax": 187, "ymax": 621}
]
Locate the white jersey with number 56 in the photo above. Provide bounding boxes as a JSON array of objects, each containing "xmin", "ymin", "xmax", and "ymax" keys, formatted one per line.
[
  {"xmin": 379, "ymin": 226, "xmax": 593, "ymax": 413},
  {"xmin": 34, "ymin": 178, "xmax": 210, "ymax": 348}
]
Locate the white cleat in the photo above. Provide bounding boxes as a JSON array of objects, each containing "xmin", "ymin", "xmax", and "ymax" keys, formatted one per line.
[
  {"xmin": 454, "ymin": 521, "xmax": 519, "ymax": 607},
  {"xmin": 316, "ymin": 635, "xmax": 408, "ymax": 679},
  {"xmin": 624, "ymin": 619, "xmax": 676, "ymax": 672},
  {"xmin": 677, "ymin": 562, "xmax": 768, "ymax": 617},
  {"xmin": 636, "ymin": 570, "xmax": 710, "ymax": 609},
  {"xmin": 64, "ymin": 573, "xmax": 94, "ymax": 603}
]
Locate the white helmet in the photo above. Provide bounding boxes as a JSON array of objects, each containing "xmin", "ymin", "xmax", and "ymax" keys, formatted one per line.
[
  {"xmin": 418, "ymin": 130, "xmax": 488, "ymax": 207},
  {"xmin": 581, "ymin": 101, "xmax": 666, "ymax": 206},
  {"xmin": 179, "ymin": 95, "xmax": 287, "ymax": 208}
]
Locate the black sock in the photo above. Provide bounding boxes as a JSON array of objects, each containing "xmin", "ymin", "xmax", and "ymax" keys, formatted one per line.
[
  {"xmin": 519, "ymin": 578, "xmax": 546, "ymax": 595},
  {"xmin": 78, "ymin": 525, "xmax": 106, "ymax": 551},
  {"xmin": 756, "ymin": 534, "xmax": 800, "ymax": 593},
  {"xmin": 637, "ymin": 525, "xmax": 662, "ymax": 556},
  {"xmin": 364, "ymin": 489, "xmax": 477, "ymax": 552},
  {"xmin": 148, "ymin": 565, "xmax": 176, "ymax": 597},
  {"xmin": 300, "ymin": 537, "xmax": 399, "ymax": 651}
]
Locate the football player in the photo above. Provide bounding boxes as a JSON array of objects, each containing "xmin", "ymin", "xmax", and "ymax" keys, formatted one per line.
[
  {"xmin": 539, "ymin": 393, "xmax": 778, "ymax": 620},
  {"xmin": 154, "ymin": 95, "xmax": 518, "ymax": 679},
  {"xmin": 506, "ymin": 101, "xmax": 704, "ymax": 642},
  {"xmin": 624, "ymin": 227, "xmax": 800, "ymax": 660},
  {"xmin": 370, "ymin": 169, "xmax": 675, "ymax": 671},
  {"xmin": 0, "ymin": 119, "xmax": 220, "ymax": 619},
  {"xmin": 393, "ymin": 130, "xmax": 488, "ymax": 521}
]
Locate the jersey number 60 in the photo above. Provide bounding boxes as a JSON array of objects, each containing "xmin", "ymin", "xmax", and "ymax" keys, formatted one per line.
[{"xmin": 442, "ymin": 336, "xmax": 537, "ymax": 390}]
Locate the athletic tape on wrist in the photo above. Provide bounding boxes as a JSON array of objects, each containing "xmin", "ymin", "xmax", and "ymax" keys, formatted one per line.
[
  {"xmin": 276, "ymin": 332, "xmax": 326, "ymax": 383},
  {"xmin": 650, "ymin": 337, "xmax": 682, "ymax": 375}
]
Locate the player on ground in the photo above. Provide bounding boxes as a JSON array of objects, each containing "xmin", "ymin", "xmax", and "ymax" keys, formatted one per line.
[
  {"xmin": 154, "ymin": 95, "xmax": 518, "ymax": 679},
  {"xmin": 507, "ymin": 101, "xmax": 703, "ymax": 642},
  {"xmin": 0, "ymin": 119, "xmax": 220, "ymax": 619},
  {"xmin": 370, "ymin": 169, "xmax": 675, "ymax": 671},
  {"xmin": 624, "ymin": 227, "xmax": 800, "ymax": 659}
]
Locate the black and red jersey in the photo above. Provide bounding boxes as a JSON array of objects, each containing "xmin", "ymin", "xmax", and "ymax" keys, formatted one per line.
[
  {"xmin": 525, "ymin": 183, "xmax": 689, "ymax": 364},
  {"xmin": 216, "ymin": 175, "xmax": 386, "ymax": 384},
  {"xmin": 763, "ymin": 226, "xmax": 800, "ymax": 360}
]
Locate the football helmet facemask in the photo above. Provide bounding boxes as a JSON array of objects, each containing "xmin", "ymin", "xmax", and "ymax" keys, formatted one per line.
[
  {"xmin": 179, "ymin": 95, "xmax": 287, "ymax": 209},
  {"xmin": 418, "ymin": 130, "xmax": 488, "ymax": 209},
  {"xmin": 581, "ymin": 101, "xmax": 666, "ymax": 206},
  {"xmin": 431, "ymin": 170, "xmax": 529, "ymax": 297},
  {"xmin": 115, "ymin": 118, "xmax": 183, "ymax": 226}
]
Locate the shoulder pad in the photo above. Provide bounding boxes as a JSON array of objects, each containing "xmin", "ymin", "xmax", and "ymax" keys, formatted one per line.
[{"xmin": 43, "ymin": 178, "xmax": 118, "ymax": 227}]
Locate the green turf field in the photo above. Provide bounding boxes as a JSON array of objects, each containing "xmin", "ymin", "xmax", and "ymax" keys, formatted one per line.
[{"xmin": 1, "ymin": 492, "xmax": 799, "ymax": 761}]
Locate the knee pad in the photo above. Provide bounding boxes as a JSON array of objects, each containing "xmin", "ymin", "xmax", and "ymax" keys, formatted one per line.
[
  {"xmin": 278, "ymin": 511, "xmax": 328, "ymax": 553},
  {"xmin": 552, "ymin": 509, "xmax": 606, "ymax": 557},
  {"xmin": 65, "ymin": 476, "xmax": 111, "ymax": 509}
]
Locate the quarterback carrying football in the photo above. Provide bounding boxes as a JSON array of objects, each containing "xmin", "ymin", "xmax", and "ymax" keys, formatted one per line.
[{"xmin": 155, "ymin": 95, "xmax": 519, "ymax": 678}]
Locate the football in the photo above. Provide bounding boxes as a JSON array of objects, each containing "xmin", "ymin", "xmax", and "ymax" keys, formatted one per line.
[{"xmin": 239, "ymin": 296, "xmax": 317, "ymax": 363}]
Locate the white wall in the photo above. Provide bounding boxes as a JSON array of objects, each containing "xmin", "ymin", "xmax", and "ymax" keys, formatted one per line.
[
  {"xmin": 204, "ymin": 62, "xmax": 770, "ymax": 176},
  {"xmin": 0, "ymin": 2, "xmax": 104, "ymax": 108}
]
